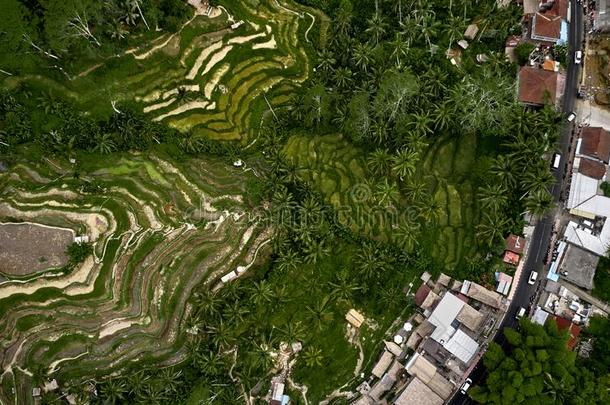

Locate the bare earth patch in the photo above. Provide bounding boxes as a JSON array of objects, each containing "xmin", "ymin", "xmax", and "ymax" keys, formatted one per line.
[{"xmin": 0, "ymin": 223, "xmax": 74, "ymax": 276}]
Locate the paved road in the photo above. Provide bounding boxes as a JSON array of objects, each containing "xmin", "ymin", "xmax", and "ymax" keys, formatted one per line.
[{"xmin": 450, "ymin": 2, "xmax": 584, "ymax": 404}]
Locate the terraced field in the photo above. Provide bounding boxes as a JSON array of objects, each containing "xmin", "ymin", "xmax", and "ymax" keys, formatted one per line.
[
  {"xmin": 0, "ymin": 154, "xmax": 270, "ymax": 403},
  {"xmin": 3, "ymin": 0, "xmax": 323, "ymax": 142},
  {"xmin": 283, "ymin": 133, "xmax": 479, "ymax": 269}
]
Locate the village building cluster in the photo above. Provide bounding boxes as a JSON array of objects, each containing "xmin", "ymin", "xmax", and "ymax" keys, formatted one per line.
[{"xmin": 352, "ymin": 274, "xmax": 507, "ymax": 405}]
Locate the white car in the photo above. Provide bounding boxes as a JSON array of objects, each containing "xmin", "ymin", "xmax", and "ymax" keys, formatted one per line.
[
  {"xmin": 575, "ymin": 50, "xmax": 583, "ymax": 64},
  {"xmin": 516, "ymin": 307, "xmax": 526, "ymax": 319},
  {"xmin": 460, "ymin": 378, "xmax": 473, "ymax": 394},
  {"xmin": 567, "ymin": 112, "xmax": 576, "ymax": 122},
  {"xmin": 528, "ymin": 271, "xmax": 538, "ymax": 285},
  {"xmin": 552, "ymin": 153, "xmax": 561, "ymax": 170}
]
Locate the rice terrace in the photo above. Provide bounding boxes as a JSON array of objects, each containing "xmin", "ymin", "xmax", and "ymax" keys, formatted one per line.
[{"xmin": 3, "ymin": 0, "xmax": 607, "ymax": 404}]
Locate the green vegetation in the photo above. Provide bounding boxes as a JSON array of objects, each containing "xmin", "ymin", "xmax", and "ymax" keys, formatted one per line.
[
  {"xmin": 65, "ymin": 241, "xmax": 93, "ymax": 267},
  {"xmin": 469, "ymin": 319, "xmax": 610, "ymax": 404},
  {"xmin": 592, "ymin": 256, "xmax": 610, "ymax": 302},
  {"xmin": 514, "ymin": 42, "xmax": 535, "ymax": 66},
  {"xmin": 0, "ymin": 0, "xmax": 569, "ymax": 402}
]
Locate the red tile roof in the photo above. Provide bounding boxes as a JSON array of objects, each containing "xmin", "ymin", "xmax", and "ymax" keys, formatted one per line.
[
  {"xmin": 554, "ymin": 316, "xmax": 582, "ymax": 350},
  {"xmin": 414, "ymin": 283, "xmax": 431, "ymax": 308},
  {"xmin": 578, "ymin": 157, "xmax": 607, "ymax": 179},
  {"xmin": 518, "ymin": 67, "xmax": 559, "ymax": 105},
  {"xmin": 506, "ymin": 234, "xmax": 525, "ymax": 254},
  {"xmin": 531, "ymin": 13, "xmax": 562, "ymax": 43},
  {"xmin": 503, "ymin": 251, "xmax": 520, "ymax": 266},
  {"xmin": 580, "ymin": 127, "xmax": 610, "ymax": 163}
]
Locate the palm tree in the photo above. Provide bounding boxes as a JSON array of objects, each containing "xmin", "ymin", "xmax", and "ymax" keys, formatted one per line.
[
  {"xmin": 317, "ymin": 48, "xmax": 336, "ymax": 73},
  {"xmin": 418, "ymin": 196, "xmax": 443, "ymax": 225},
  {"xmin": 192, "ymin": 351, "xmax": 225, "ymax": 377},
  {"xmin": 303, "ymin": 239, "xmax": 330, "ymax": 264},
  {"xmin": 356, "ymin": 243, "xmax": 387, "ymax": 281},
  {"xmin": 367, "ymin": 149, "xmax": 393, "ymax": 176},
  {"xmin": 249, "ymin": 341, "xmax": 274, "ymax": 372},
  {"xmin": 391, "ymin": 148, "xmax": 418, "ymax": 179},
  {"xmin": 159, "ymin": 369, "xmax": 182, "ymax": 397},
  {"xmin": 306, "ymin": 296, "xmax": 334, "ymax": 330},
  {"xmin": 127, "ymin": 370, "xmax": 150, "ymax": 400},
  {"xmin": 191, "ymin": 290, "xmax": 221, "ymax": 318},
  {"xmin": 521, "ymin": 168, "xmax": 554, "ymax": 195},
  {"xmin": 476, "ymin": 213, "xmax": 509, "ymax": 247},
  {"xmin": 365, "ymin": 12, "xmax": 388, "ymax": 45},
  {"xmin": 278, "ymin": 319, "xmax": 306, "ymax": 342},
  {"xmin": 389, "ymin": 32, "xmax": 409, "ymax": 67},
  {"xmin": 222, "ymin": 301, "xmax": 250, "ymax": 325},
  {"xmin": 334, "ymin": 67, "xmax": 353, "ymax": 90},
  {"xmin": 208, "ymin": 319, "xmax": 236, "ymax": 350},
  {"xmin": 418, "ymin": 14, "xmax": 441, "ymax": 48},
  {"xmin": 352, "ymin": 42, "xmax": 373, "ymax": 73},
  {"xmin": 100, "ymin": 378, "xmax": 127, "ymax": 404},
  {"xmin": 490, "ymin": 155, "xmax": 517, "ymax": 188},
  {"xmin": 329, "ymin": 271, "xmax": 360, "ymax": 302},
  {"xmin": 303, "ymin": 346, "xmax": 324, "ymax": 368},
  {"xmin": 433, "ymin": 101, "xmax": 454, "ymax": 131},
  {"xmin": 525, "ymin": 189, "xmax": 555, "ymax": 218},
  {"xmin": 444, "ymin": 14, "xmax": 467, "ymax": 49},
  {"xmin": 478, "ymin": 183, "xmax": 509, "ymax": 212},
  {"xmin": 374, "ymin": 178, "xmax": 400, "ymax": 207},
  {"xmin": 408, "ymin": 111, "xmax": 434, "ymax": 137},
  {"xmin": 393, "ymin": 218, "xmax": 420, "ymax": 252},
  {"xmin": 250, "ymin": 280, "xmax": 274, "ymax": 306},
  {"xmin": 404, "ymin": 178, "xmax": 428, "ymax": 204},
  {"xmin": 275, "ymin": 249, "xmax": 301, "ymax": 273}
]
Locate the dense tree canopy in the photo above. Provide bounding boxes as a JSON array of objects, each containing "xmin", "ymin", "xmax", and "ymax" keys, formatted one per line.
[{"xmin": 470, "ymin": 319, "xmax": 610, "ymax": 404}]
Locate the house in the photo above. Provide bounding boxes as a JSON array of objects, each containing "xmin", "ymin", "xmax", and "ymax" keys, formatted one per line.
[
  {"xmin": 371, "ymin": 350, "xmax": 394, "ymax": 379},
  {"xmin": 554, "ymin": 316, "xmax": 582, "ymax": 350},
  {"xmin": 461, "ymin": 281, "xmax": 504, "ymax": 309},
  {"xmin": 579, "ymin": 127, "xmax": 610, "ymax": 163},
  {"xmin": 32, "ymin": 388, "xmax": 41, "ymax": 398},
  {"xmin": 426, "ymin": 292, "xmax": 480, "ymax": 363},
  {"xmin": 559, "ymin": 245, "xmax": 599, "ymax": 290},
  {"xmin": 518, "ymin": 67, "xmax": 562, "ymax": 106},
  {"xmin": 506, "ymin": 234, "xmax": 525, "ymax": 255},
  {"xmin": 464, "ymin": 24, "xmax": 479, "ymax": 40},
  {"xmin": 43, "ymin": 379, "xmax": 59, "ymax": 393},
  {"xmin": 269, "ymin": 382, "xmax": 287, "ymax": 405},
  {"xmin": 414, "ymin": 283, "xmax": 432, "ymax": 308},
  {"xmin": 532, "ymin": 306, "xmax": 550, "ymax": 325},
  {"xmin": 495, "ymin": 272, "xmax": 513, "ymax": 296},
  {"xmin": 530, "ymin": 12, "xmax": 565, "ymax": 44},
  {"xmin": 405, "ymin": 353, "xmax": 454, "ymax": 400},
  {"xmin": 594, "ymin": 0, "xmax": 610, "ymax": 32},
  {"xmin": 346, "ymin": 309, "xmax": 365, "ymax": 328},
  {"xmin": 575, "ymin": 157, "xmax": 607, "ymax": 180},
  {"xmin": 503, "ymin": 251, "xmax": 521, "ymax": 266},
  {"xmin": 457, "ymin": 39, "xmax": 469, "ymax": 49},
  {"xmin": 456, "ymin": 303, "xmax": 485, "ymax": 331},
  {"xmin": 394, "ymin": 377, "xmax": 444, "ymax": 405}
]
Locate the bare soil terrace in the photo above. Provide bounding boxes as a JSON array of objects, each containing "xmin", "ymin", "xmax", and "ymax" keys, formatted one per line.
[{"xmin": 0, "ymin": 223, "xmax": 73, "ymax": 276}]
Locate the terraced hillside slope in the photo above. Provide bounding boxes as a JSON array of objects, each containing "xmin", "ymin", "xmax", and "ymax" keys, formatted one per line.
[
  {"xmin": 3, "ymin": 0, "xmax": 320, "ymax": 142},
  {"xmin": 0, "ymin": 154, "xmax": 270, "ymax": 403}
]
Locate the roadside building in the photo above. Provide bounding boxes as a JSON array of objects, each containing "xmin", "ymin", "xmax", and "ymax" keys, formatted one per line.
[
  {"xmin": 554, "ymin": 316, "xmax": 582, "ymax": 350},
  {"xmin": 503, "ymin": 251, "xmax": 521, "ymax": 266},
  {"xmin": 532, "ymin": 306, "xmax": 550, "ymax": 325},
  {"xmin": 518, "ymin": 67, "xmax": 563, "ymax": 106},
  {"xmin": 371, "ymin": 350, "xmax": 394, "ymax": 379},
  {"xmin": 496, "ymin": 272, "xmax": 513, "ymax": 296},
  {"xmin": 414, "ymin": 283, "xmax": 432, "ymax": 308},
  {"xmin": 506, "ymin": 234, "xmax": 525, "ymax": 254},
  {"xmin": 461, "ymin": 281, "xmax": 504, "ymax": 309},
  {"xmin": 530, "ymin": 12, "xmax": 565, "ymax": 44},
  {"xmin": 579, "ymin": 127, "xmax": 610, "ymax": 163},
  {"xmin": 559, "ymin": 245, "xmax": 599, "ymax": 290},
  {"xmin": 394, "ymin": 377, "xmax": 444, "ymax": 405},
  {"xmin": 594, "ymin": 0, "xmax": 610, "ymax": 32},
  {"xmin": 405, "ymin": 353, "xmax": 454, "ymax": 400},
  {"xmin": 574, "ymin": 157, "xmax": 607, "ymax": 180}
]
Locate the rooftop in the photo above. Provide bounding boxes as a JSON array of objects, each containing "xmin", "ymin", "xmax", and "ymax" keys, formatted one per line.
[
  {"xmin": 428, "ymin": 292, "xmax": 465, "ymax": 343},
  {"xmin": 554, "ymin": 316, "xmax": 582, "ymax": 350},
  {"xmin": 456, "ymin": 303, "xmax": 485, "ymax": 332},
  {"xmin": 414, "ymin": 283, "xmax": 432, "ymax": 308},
  {"xmin": 531, "ymin": 12, "xmax": 562, "ymax": 43},
  {"xmin": 566, "ymin": 172, "xmax": 600, "ymax": 210},
  {"xmin": 506, "ymin": 234, "xmax": 525, "ymax": 254},
  {"xmin": 461, "ymin": 281, "xmax": 503, "ymax": 309},
  {"xmin": 405, "ymin": 353, "xmax": 454, "ymax": 400},
  {"xmin": 518, "ymin": 67, "xmax": 560, "ymax": 106},
  {"xmin": 560, "ymin": 245, "xmax": 599, "ymax": 290},
  {"xmin": 580, "ymin": 127, "xmax": 610, "ymax": 163},
  {"xmin": 503, "ymin": 251, "xmax": 520, "ymax": 266},
  {"xmin": 443, "ymin": 329, "xmax": 479, "ymax": 364},
  {"xmin": 346, "ymin": 309, "xmax": 365, "ymax": 328},
  {"xmin": 394, "ymin": 377, "xmax": 444, "ymax": 405},
  {"xmin": 371, "ymin": 350, "xmax": 394, "ymax": 379},
  {"xmin": 576, "ymin": 157, "xmax": 607, "ymax": 180}
]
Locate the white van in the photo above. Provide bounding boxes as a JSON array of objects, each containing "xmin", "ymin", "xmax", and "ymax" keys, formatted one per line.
[
  {"xmin": 460, "ymin": 378, "xmax": 473, "ymax": 394},
  {"xmin": 575, "ymin": 50, "xmax": 583, "ymax": 64},
  {"xmin": 552, "ymin": 153, "xmax": 561, "ymax": 170},
  {"xmin": 528, "ymin": 271, "xmax": 538, "ymax": 285},
  {"xmin": 516, "ymin": 307, "xmax": 526, "ymax": 319},
  {"xmin": 567, "ymin": 112, "xmax": 576, "ymax": 122}
]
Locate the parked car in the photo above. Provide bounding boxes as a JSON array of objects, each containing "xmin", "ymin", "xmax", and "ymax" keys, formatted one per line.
[
  {"xmin": 575, "ymin": 50, "xmax": 583, "ymax": 64},
  {"xmin": 551, "ymin": 153, "xmax": 561, "ymax": 170},
  {"xmin": 567, "ymin": 112, "xmax": 576, "ymax": 122},
  {"xmin": 460, "ymin": 378, "xmax": 473, "ymax": 394},
  {"xmin": 528, "ymin": 271, "xmax": 539, "ymax": 285},
  {"xmin": 516, "ymin": 307, "xmax": 526, "ymax": 319}
]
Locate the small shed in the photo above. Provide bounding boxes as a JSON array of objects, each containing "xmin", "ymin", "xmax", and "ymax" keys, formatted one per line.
[
  {"xmin": 464, "ymin": 24, "xmax": 479, "ymax": 40},
  {"xmin": 346, "ymin": 309, "xmax": 365, "ymax": 328},
  {"xmin": 506, "ymin": 234, "xmax": 525, "ymax": 254},
  {"xmin": 457, "ymin": 39, "xmax": 469, "ymax": 49},
  {"xmin": 503, "ymin": 251, "xmax": 520, "ymax": 266}
]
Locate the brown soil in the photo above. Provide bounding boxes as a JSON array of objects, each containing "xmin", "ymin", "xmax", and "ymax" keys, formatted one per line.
[{"xmin": 0, "ymin": 223, "xmax": 73, "ymax": 276}]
